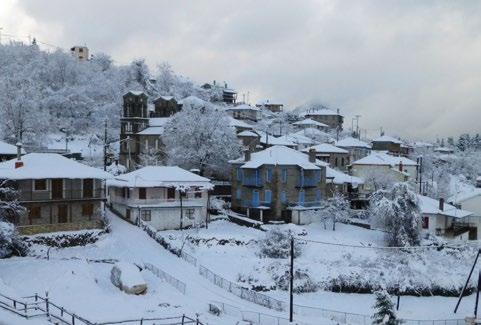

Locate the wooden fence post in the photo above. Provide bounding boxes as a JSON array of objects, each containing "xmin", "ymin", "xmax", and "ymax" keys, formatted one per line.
[
  {"xmin": 182, "ymin": 314, "xmax": 185, "ymax": 325},
  {"xmin": 45, "ymin": 297, "xmax": 49, "ymax": 317},
  {"xmin": 72, "ymin": 314, "xmax": 75, "ymax": 325}
]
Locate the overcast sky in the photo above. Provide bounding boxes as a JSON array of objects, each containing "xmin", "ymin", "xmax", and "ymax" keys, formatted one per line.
[{"xmin": 1, "ymin": 0, "xmax": 481, "ymax": 140}]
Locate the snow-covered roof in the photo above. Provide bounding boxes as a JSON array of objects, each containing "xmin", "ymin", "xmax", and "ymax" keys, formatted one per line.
[
  {"xmin": 125, "ymin": 90, "xmax": 145, "ymax": 96},
  {"xmin": 237, "ymin": 130, "xmax": 259, "ymax": 138},
  {"xmin": 449, "ymin": 188, "xmax": 481, "ymax": 204},
  {"xmin": 256, "ymin": 99, "xmax": 283, "ymax": 106},
  {"xmin": 0, "ymin": 153, "xmax": 112, "ymax": 180},
  {"xmin": 336, "ymin": 137, "xmax": 371, "ymax": 149},
  {"xmin": 256, "ymin": 131, "xmax": 296, "ymax": 147},
  {"xmin": 283, "ymin": 133, "xmax": 316, "ymax": 145},
  {"xmin": 154, "ymin": 95, "xmax": 174, "ymax": 102},
  {"xmin": 326, "ymin": 167, "xmax": 364, "ymax": 185},
  {"xmin": 302, "ymin": 143, "xmax": 349, "ymax": 154},
  {"xmin": 229, "ymin": 117, "xmax": 253, "ymax": 129},
  {"xmin": 418, "ymin": 195, "xmax": 473, "ymax": 219},
  {"xmin": 0, "ymin": 141, "xmax": 25, "ymax": 155},
  {"xmin": 230, "ymin": 145, "xmax": 327, "ymax": 170},
  {"xmin": 137, "ymin": 127, "xmax": 164, "ymax": 136},
  {"xmin": 434, "ymin": 147, "xmax": 454, "ymax": 153},
  {"xmin": 372, "ymin": 135, "xmax": 402, "ymax": 144},
  {"xmin": 226, "ymin": 104, "xmax": 260, "ymax": 112},
  {"xmin": 293, "ymin": 118, "xmax": 328, "ymax": 128},
  {"xmin": 293, "ymin": 128, "xmax": 334, "ymax": 140},
  {"xmin": 303, "ymin": 108, "xmax": 342, "ymax": 117},
  {"xmin": 107, "ymin": 166, "xmax": 213, "ymax": 189},
  {"xmin": 180, "ymin": 96, "xmax": 207, "ymax": 108},
  {"xmin": 352, "ymin": 152, "xmax": 417, "ymax": 166}
]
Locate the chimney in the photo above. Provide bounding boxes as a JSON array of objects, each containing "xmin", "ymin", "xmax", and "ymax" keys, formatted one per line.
[
  {"xmin": 439, "ymin": 198, "xmax": 445, "ymax": 211},
  {"xmin": 399, "ymin": 161, "xmax": 403, "ymax": 172},
  {"xmin": 244, "ymin": 149, "xmax": 251, "ymax": 162},
  {"xmin": 15, "ymin": 143, "xmax": 23, "ymax": 168},
  {"xmin": 213, "ymin": 80, "xmax": 216, "ymax": 86},
  {"xmin": 337, "ymin": 108, "xmax": 340, "ymax": 115},
  {"xmin": 308, "ymin": 148, "xmax": 316, "ymax": 163}
]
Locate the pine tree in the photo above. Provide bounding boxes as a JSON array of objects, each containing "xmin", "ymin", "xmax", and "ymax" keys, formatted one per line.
[{"xmin": 371, "ymin": 289, "xmax": 399, "ymax": 324}]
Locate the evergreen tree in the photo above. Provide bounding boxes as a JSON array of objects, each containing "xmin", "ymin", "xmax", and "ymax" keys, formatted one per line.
[{"xmin": 371, "ymin": 289, "xmax": 399, "ymax": 324}]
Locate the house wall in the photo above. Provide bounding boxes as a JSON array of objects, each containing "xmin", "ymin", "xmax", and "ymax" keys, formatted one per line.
[
  {"xmin": 305, "ymin": 114, "xmax": 343, "ymax": 130},
  {"xmin": 372, "ymin": 142, "xmax": 401, "ymax": 154},
  {"xmin": 227, "ymin": 110, "xmax": 261, "ymax": 122},
  {"xmin": 457, "ymin": 196, "xmax": 481, "ymax": 217},
  {"xmin": 339, "ymin": 147, "xmax": 371, "ymax": 162},
  {"xmin": 351, "ymin": 164, "xmax": 406, "ymax": 192}
]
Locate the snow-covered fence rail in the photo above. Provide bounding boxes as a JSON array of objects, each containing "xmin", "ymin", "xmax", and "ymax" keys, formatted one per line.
[
  {"xmin": 199, "ymin": 265, "xmax": 285, "ymax": 311},
  {"xmin": 210, "ymin": 301, "xmax": 295, "ymax": 325},
  {"xmin": 96, "ymin": 314, "xmax": 204, "ymax": 324},
  {"xmin": 144, "ymin": 263, "xmax": 187, "ymax": 294},
  {"xmin": 138, "ymin": 220, "xmax": 197, "ymax": 266}
]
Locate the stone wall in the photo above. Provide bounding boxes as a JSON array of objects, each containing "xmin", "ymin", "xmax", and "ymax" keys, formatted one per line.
[{"xmin": 18, "ymin": 219, "xmax": 103, "ymax": 235}]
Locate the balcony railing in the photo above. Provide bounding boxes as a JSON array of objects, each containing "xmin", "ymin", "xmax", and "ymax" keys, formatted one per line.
[
  {"xmin": 19, "ymin": 189, "xmax": 105, "ymax": 202},
  {"xmin": 297, "ymin": 177, "xmax": 318, "ymax": 187},
  {"xmin": 241, "ymin": 200, "xmax": 272, "ymax": 208},
  {"xmin": 242, "ymin": 176, "xmax": 263, "ymax": 187},
  {"xmin": 113, "ymin": 197, "xmax": 205, "ymax": 208}
]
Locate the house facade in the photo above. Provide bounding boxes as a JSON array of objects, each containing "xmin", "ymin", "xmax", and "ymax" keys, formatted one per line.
[
  {"xmin": 302, "ymin": 143, "xmax": 350, "ymax": 171},
  {"xmin": 335, "ymin": 137, "xmax": 371, "ymax": 162},
  {"xmin": 371, "ymin": 135, "xmax": 402, "ymax": 155},
  {"xmin": 0, "ymin": 153, "xmax": 111, "ymax": 235},
  {"xmin": 303, "ymin": 108, "xmax": 343, "ymax": 131},
  {"xmin": 226, "ymin": 104, "xmax": 262, "ymax": 122},
  {"xmin": 70, "ymin": 45, "xmax": 89, "ymax": 61},
  {"xmin": 256, "ymin": 100, "xmax": 283, "ymax": 113},
  {"xmin": 151, "ymin": 96, "xmax": 181, "ymax": 117},
  {"xmin": 107, "ymin": 166, "xmax": 213, "ymax": 230},
  {"xmin": 230, "ymin": 146, "xmax": 327, "ymax": 223}
]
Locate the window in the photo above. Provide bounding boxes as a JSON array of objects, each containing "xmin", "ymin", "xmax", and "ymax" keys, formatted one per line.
[
  {"xmin": 141, "ymin": 210, "xmax": 152, "ymax": 221},
  {"xmin": 167, "ymin": 187, "xmax": 176, "ymax": 200},
  {"xmin": 186, "ymin": 208, "xmax": 195, "ymax": 220},
  {"xmin": 30, "ymin": 206, "xmax": 41, "ymax": 219},
  {"xmin": 422, "ymin": 216, "xmax": 429, "ymax": 229},
  {"xmin": 266, "ymin": 168, "xmax": 272, "ymax": 183},
  {"xmin": 34, "ymin": 179, "xmax": 47, "ymax": 191},
  {"xmin": 82, "ymin": 204, "xmax": 94, "ymax": 217},
  {"xmin": 123, "ymin": 187, "xmax": 130, "ymax": 198},
  {"xmin": 125, "ymin": 122, "xmax": 132, "ymax": 132},
  {"xmin": 139, "ymin": 188, "xmax": 147, "ymax": 199},
  {"xmin": 236, "ymin": 188, "xmax": 242, "ymax": 200},
  {"xmin": 316, "ymin": 189, "xmax": 321, "ymax": 202},
  {"xmin": 264, "ymin": 190, "xmax": 272, "ymax": 203},
  {"xmin": 236, "ymin": 168, "xmax": 243, "ymax": 181},
  {"xmin": 335, "ymin": 157, "xmax": 338, "ymax": 166},
  {"xmin": 298, "ymin": 190, "xmax": 305, "ymax": 206},
  {"xmin": 282, "ymin": 168, "xmax": 288, "ymax": 183},
  {"xmin": 194, "ymin": 188, "xmax": 202, "ymax": 198}
]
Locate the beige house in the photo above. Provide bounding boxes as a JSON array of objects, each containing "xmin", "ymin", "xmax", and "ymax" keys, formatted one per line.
[
  {"xmin": 70, "ymin": 46, "xmax": 89, "ymax": 61},
  {"xmin": 107, "ymin": 166, "xmax": 213, "ymax": 230},
  {"xmin": 0, "ymin": 153, "xmax": 111, "ymax": 234}
]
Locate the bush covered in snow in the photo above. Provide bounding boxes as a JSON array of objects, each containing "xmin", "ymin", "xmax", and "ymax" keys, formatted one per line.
[
  {"xmin": 257, "ymin": 229, "xmax": 302, "ymax": 259},
  {"xmin": 0, "ymin": 221, "xmax": 27, "ymax": 258},
  {"xmin": 25, "ymin": 230, "xmax": 104, "ymax": 248},
  {"xmin": 372, "ymin": 289, "xmax": 399, "ymax": 324},
  {"xmin": 0, "ymin": 182, "xmax": 27, "ymax": 258}
]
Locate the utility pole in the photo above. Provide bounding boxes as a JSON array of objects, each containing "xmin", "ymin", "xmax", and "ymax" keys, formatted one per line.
[
  {"xmin": 179, "ymin": 189, "xmax": 184, "ymax": 230},
  {"xmin": 418, "ymin": 156, "xmax": 423, "ymax": 194},
  {"xmin": 103, "ymin": 120, "xmax": 108, "ymax": 171},
  {"xmin": 206, "ymin": 191, "xmax": 210, "ymax": 229},
  {"xmin": 289, "ymin": 236, "xmax": 294, "ymax": 322},
  {"xmin": 355, "ymin": 115, "xmax": 361, "ymax": 139}
]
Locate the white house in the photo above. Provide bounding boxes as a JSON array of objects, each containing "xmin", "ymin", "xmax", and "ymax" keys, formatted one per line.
[
  {"xmin": 225, "ymin": 104, "xmax": 262, "ymax": 122},
  {"xmin": 107, "ymin": 166, "xmax": 213, "ymax": 230},
  {"xmin": 419, "ymin": 196, "xmax": 479, "ymax": 240}
]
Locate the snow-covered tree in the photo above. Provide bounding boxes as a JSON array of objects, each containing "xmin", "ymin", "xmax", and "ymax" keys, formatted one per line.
[
  {"xmin": 258, "ymin": 229, "xmax": 302, "ymax": 259},
  {"xmin": 138, "ymin": 147, "xmax": 165, "ymax": 167},
  {"xmin": 0, "ymin": 181, "xmax": 27, "ymax": 258},
  {"xmin": 316, "ymin": 192, "xmax": 350, "ymax": 231},
  {"xmin": 163, "ymin": 100, "xmax": 242, "ymax": 178},
  {"xmin": 371, "ymin": 289, "xmax": 399, "ymax": 324},
  {"xmin": 363, "ymin": 168, "xmax": 398, "ymax": 191},
  {"xmin": 370, "ymin": 183, "xmax": 421, "ymax": 247}
]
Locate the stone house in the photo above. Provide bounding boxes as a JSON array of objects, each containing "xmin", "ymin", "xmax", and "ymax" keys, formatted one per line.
[
  {"xmin": 303, "ymin": 108, "xmax": 343, "ymax": 130},
  {"xmin": 0, "ymin": 153, "xmax": 111, "ymax": 235},
  {"xmin": 107, "ymin": 166, "xmax": 213, "ymax": 230},
  {"xmin": 230, "ymin": 145, "xmax": 327, "ymax": 223},
  {"xmin": 371, "ymin": 135, "xmax": 402, "ymax": 155},
  {"xmin": 151, "ymin": 96, "xmax": 181, "ymax": 117},
  {"xmin": 256, "ymin": 100, "xmax": 284, "ymax": 113},
  {"xmin": 201, "ymin": 81, "xmax": 237, "ymax": 104},
  {"xmin": 335, "ymin": 137, "xmax": 371, "ymax": 162},
  {"xmin": 302, "ymin": 143, "xmax": 350, "ymax": 171}
]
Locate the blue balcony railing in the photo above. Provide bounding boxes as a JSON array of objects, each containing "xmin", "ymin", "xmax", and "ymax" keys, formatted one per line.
[
  {"xmin": 288, "ymin": 201, "xmax": 321, "ymax": 208},
  {"xmin": 242, "ymin": 176, "xmax": 263, "ymax": 187},
  {"xmin": 241, "ymin": 200, "xmax": 272, "ymax": 208},
  {"xmin": 297, "ymin": 177, "xmax": 318, "ymax": 187}
]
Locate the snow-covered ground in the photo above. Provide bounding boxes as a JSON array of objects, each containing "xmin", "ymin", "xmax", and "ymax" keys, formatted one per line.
[{"xmin": 1, "ymin": 212, "xmax": 480, "ymax": 324}]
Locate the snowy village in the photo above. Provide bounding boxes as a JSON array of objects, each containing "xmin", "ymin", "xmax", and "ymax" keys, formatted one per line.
[{"xmin": 1, "ymin": 1, "xmax": 481, "ymax": 325}]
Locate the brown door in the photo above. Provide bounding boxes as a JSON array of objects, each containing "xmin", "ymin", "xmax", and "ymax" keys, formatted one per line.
[
  {"xmin": 58, "ymin": 205, "xmax": 68, "ymax": 223},
  {"xmin": 52, "ymin": 179, "xmax": 63, "ymax": 199},
  {"xmin": 83, "ymin": 179, "xmax": 93, "ymax": 198}
]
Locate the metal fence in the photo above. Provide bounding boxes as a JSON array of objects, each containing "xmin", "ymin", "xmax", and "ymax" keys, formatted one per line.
[
  {"xmin": 144, "ymin": 263, "xmax": 187, "ymax": 295},
  {"xmin": 199, "ymin": 265, "xmax": 285, "ymax": 311},
  {"xmin": 0, "ymin": 291, "xmax": 204, "ymax": 325},
  {"xmin": 210, "ymin": 301, "xmax": 295, "ymax": 325}
]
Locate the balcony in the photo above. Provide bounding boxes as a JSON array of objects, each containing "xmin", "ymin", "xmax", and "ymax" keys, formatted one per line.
[
  {"xmin": 20, "ymin": 189, "xmax": 105, "ymax": 202},
  {"xmin": 242, "ymin": 176, "xmax": 263, "ymax": 187},
  {"xmin": 241, "ymin": 200, "xmax": 272, "ymax": 208},
  {"xmin": 297, "ymin": 177, "xmax": 318, "ymax": 188},
  {"xmin": 114, "ymin": 197, "xmax": 205, "ymax": 208},
  {"xmin": 288, "ymin": 201, "xmax": 321, "ymax": 208}
]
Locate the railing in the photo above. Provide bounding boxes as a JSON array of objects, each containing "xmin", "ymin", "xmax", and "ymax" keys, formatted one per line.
[
  {"xmin": 210, "ymin": 301, "xmax": 295, "ymax": 325},
  {"xmin": 113, "ymin": 197, "xmax": 204, "ymax": 207},
  {"xmin": 144, "ymin": 263, "xmax": 187, "ymax": 295},
  {"xmin": 288, "ymin": 201, "xmax": 321, "ymax": 208},
  {"xmin": 20, "ymin": 189, "xmax": 105, "ymax": 202},
  {"xmin": 199, "ymin": 265, "xmax": 285, "ymax": 311},
  {"xmin": 241, "ymin": 200, "xmax": 272, "ymax": 208},
  {"xmin": 242, "ymin": 176, "xmax": 263, "ymax": 187},
  {"xmin": 297, "ymin": 177, "xmax": 318, "ymax": 187},
  {"xmin": 1, "ymin": 291, "xmax": 204, "ymax": 325}
]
